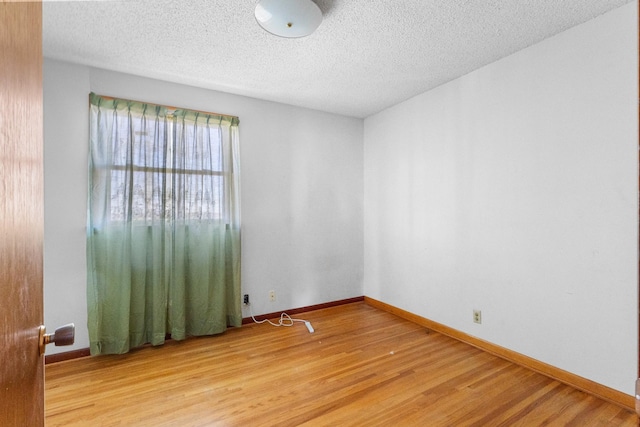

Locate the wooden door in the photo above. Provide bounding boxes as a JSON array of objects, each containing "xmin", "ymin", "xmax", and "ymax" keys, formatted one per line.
[{"xmin": 0, "ymin": 1, "xmax": 44, "ymax": 426}]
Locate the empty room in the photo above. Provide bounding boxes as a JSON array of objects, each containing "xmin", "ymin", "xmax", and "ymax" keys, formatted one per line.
[{"xmin": 1, "ymin": 0, "xmax": 638, "ymax": 425}]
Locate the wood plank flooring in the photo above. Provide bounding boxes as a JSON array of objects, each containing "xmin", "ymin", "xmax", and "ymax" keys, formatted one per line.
[{"xmin": 45, "ymin": 302, "xmax": 636, "ymax": 426}]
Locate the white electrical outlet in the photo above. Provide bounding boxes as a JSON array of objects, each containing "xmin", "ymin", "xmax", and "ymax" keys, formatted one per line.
[
  {"xmin": 473, "ymin": 309, "xmax": 482, "ymax": 324},
  {"xmin": 269, "ymin": 290, "xmax": 276, "ymax": 302}
]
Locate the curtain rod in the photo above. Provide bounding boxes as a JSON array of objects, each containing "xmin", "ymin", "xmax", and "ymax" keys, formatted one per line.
[{"xmin": 90, "ymin": 93, "xmax": 239, "ymax": 121}]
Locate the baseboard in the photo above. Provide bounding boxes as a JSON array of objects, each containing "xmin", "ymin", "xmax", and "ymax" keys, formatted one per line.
[
  {"xmin": 45, "ymin": 348, "xmax": 91, "ymax": 365},
  {"xmin": 241, "ymin": 296, "xmax": 365, "ymax": 324},
  {"xmin": 364, "ymin": 296, "xmax": 635, "ymax": 412},
  {"xmin": 45, "ymin": 296, "xmax": 366, "ymax": 364}
]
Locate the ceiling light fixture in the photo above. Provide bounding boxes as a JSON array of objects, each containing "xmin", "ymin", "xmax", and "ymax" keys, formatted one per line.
[{"xmin": 255, "ymin": 0, "xmax": 322, "ymax": 38}]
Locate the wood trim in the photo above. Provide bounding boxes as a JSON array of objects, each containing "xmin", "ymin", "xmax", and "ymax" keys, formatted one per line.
[
  {"xmin": 241, "ymin": 296, "xmax": 364, "ymax": 324},
  {"xmin": 45, "ymin": 348, "xmax": 91, "ymax": 365},
  {"xmin": 45, "ymin": 297, "xmax": 365, "ymax": 364},
  {"xmin": 364, "ymin": 296, "xmax": 635, "ymax": 411}
]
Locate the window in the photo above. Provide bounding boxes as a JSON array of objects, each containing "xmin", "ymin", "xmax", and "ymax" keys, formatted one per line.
[{"xmin": 95, "ymin": 106, "xmax": 233, "ymax": 224}]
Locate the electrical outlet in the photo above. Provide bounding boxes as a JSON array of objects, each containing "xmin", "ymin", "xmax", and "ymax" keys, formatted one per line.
[
  {"xmin": 269, "ymin": 290, "xmax": 276, "ymax": 302},
  {"xmin": 473, "ymin": 309, "xmax": 482, "ymax": 324},
  {"xmin": 243, "ymin": 294, "xmax": 249, "ymax": 305}
]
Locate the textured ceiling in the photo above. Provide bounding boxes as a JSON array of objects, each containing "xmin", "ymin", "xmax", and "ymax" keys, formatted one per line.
[{"xmin": 43, "ymin": 0, "xmax": 632, "ymax": 118}]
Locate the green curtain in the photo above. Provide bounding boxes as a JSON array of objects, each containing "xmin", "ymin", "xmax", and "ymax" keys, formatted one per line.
[{"xmin": 87, "ymin": 93, "xmax": 241, "ymax": 355}]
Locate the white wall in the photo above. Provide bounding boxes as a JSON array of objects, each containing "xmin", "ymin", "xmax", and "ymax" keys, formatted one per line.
[
  {"xmin": 43, "ymin": 61, "xmax": 91, "ymax": 353},
  {"xmin": 43, "ymin": 60, "xmax": 364, "ymax": 354},
  {"xmin": 364, "ymin": 2, "xmax": 637, "ymax": 395}
]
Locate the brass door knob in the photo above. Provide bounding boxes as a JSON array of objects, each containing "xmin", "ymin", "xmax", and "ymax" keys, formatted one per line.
[{"xmin": 39, "ymin": 323, "xmax": 75, "ymax": 355}]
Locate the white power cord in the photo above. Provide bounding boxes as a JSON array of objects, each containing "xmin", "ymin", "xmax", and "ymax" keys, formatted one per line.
[{"xmin": 248, "ymin": 303, "xmax": 314, "ymax": 333}]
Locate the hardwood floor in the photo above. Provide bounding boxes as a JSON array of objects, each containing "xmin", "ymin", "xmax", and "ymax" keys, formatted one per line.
[{"xmin": 45, "ymin": 302, "xmax": 636, "ymax": 426}]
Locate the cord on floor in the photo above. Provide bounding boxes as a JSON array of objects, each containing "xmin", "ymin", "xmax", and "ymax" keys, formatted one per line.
[{"xmin": 248, "ymin": 303, "xmax": 314, "ymax": 333}]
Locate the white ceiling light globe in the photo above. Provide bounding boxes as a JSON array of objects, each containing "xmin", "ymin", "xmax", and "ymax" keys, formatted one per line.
[{"xmin": 255, "ymin": 0, "xmax": 323, "ymax": 38}]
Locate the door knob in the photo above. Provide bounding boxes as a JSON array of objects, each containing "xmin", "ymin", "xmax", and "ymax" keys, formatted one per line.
[{"xmin": 39, "ymin": 323, "xmax": 75, "ymax": 355}]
